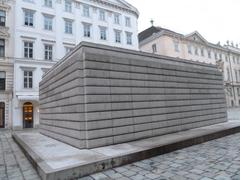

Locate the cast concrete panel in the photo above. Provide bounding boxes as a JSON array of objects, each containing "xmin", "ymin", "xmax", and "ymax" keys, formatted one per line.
[{"xmin": 39, "ymin": 42, "xmax": 227, "ymax": 149}]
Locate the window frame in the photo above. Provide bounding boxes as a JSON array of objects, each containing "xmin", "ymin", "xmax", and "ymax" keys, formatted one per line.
[
  {"xmin": 24, "ymin": 41, "xmax": 33, "ymax": 59},
  {"xmin": 44, "ymin": 44, "xmax": 53, "ymax": 60},
  {"xmin": 23, "ymin": 71, "xmax": 33, "ymax": 89}
]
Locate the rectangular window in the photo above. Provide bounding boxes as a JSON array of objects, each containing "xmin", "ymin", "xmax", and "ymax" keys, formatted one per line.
[
  {"xmin": 195, "ymin": 47, "xmax": 198, "ymax": 55},
  {"xmin": 227, "ymin": 68, "xmax": 230, "ymax": 81},
  {"xmin": 24, "ymin": 71, "xmax": 33, "ymax": 89},
  {"xmin": 44, "ymin": 44, "xmax": 53, "ymax": 60},
  {"xmin": 24, "ymin": 9, "xmax": 34, "ymax": 27},
  {"xmin": 83, "ymin": 5, "xmax": 90, "ymax": 17},
  {"xmin": 219, "ymin": 53, "xmax": 222, "ymax": 60},
  {"xmin": 0, "ymin": 10, "xmax": 6, "ymax": 26},
  {"xmin": 0, "ymin": 39, "xmax": 5, "ymax": 57},
  {"xmin": 152, "ymin": 44, "xmax": 157, "ymax": 53},
  {"xmin": 187, "ymin": 45, "xmax": 192, "ymax": 54},
  {"xmin": 99, "ymin": 10, "xmax": 105, "ymax": 21},
  {"xmin": 64, "ymin": 19, "xmax": 72, "ymax": 34},
  {"xmin": 125, "ymin": 17, "xmax": 131, "ymax": 27},
  {"xmin": 44, "ymin": 0, "xmax": 52, "ymax": 7},
  {"xmin": 215, "ymin": 53, "xmax": 218, "ymax": 60},
  {"xmin": 65, "ymin": 47, "xmax": 73, "ymax": 54},
  {"xmin": 115, "ymin": 30, "xmax": 121, "ymax": 43},
  {"xmin": 225, "ymin": 55, "xmax": 228, "ymax": 62},
  {"xmin": 126, "ymin": 32, "xmax": 132, "ymax": 45},
  {"xmin": 99, "ymin": 27, "xmax": 107, "ymax": 40},
  {"xmin": 235, "ymin": 70, "xmax": 238, "ymax": 82},
  {"xmin": 174, "ymin": 42, "xmax": 179, "ymax": 52},
  {"xmin": 83, "ymin": 24, "xmax": 91, "ymax": 37},
  {"xmin": 233, "ymin": 56, "xmax": 236, "ymax": 64},
  {"xmin": 65, "ymin": 0, "xmax": 72, "ymax": 12},
  {"xmin": 238, "ymin": 88, "xmax": 240, "ymax": 96},
  {"xmin": 114, "ymin": 14, "xmax": 120, "ymax": 24},
  {"xmin": 201, "ymin": 48, "xmax": 204, "ymax": 56},
  {"xmin": 24, "ymin": 41, "xmax": 33, "ymax": 58},
  {"xmin": 0, "ymin": 72, "xmax": 5, "ymax": 90},
  {"xmin": 44, "ymin": 16, "xmax": 53, "ymax": 31},
  {"xmin": 208, "ymin": 50, "xmax": 211, "ymax": 58}
]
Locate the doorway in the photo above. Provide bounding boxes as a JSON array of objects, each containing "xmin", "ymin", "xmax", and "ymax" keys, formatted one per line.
[
  {"xmin": 23, "ymin": 102, "xmax": 33, "ymax": 128},
  {"xmin": 0, "ymin": 102, "xmax": 5, "ymax": 128}
]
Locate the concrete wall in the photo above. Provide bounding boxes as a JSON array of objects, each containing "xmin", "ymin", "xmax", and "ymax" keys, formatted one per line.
[{"xmin": 40, "ymin": 42, "xmax": 227, "ymax": 149}]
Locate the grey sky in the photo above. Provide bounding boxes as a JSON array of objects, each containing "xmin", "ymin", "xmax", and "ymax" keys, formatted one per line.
[{"xmin": 127, "ymin": 0, "xmax": 240, "ymax": 45}]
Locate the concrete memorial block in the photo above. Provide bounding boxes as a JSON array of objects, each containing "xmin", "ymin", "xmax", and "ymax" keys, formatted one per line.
[{"xmin": 39, "ymin": 42, "xmax": 227, "ymax": 149}]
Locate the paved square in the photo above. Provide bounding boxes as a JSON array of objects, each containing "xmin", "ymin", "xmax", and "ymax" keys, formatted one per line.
[{"xmin": 2, "ymin": 130, "xmax": 240, "ymax": 179}]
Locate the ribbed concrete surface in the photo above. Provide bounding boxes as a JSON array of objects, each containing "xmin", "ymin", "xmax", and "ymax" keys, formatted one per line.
[{"xmin": 39, "ymin": 42, "xmax": 227, "ymax": 149}]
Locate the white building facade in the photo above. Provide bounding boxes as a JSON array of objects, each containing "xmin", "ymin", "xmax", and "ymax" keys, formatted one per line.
[
  {"xmin": 0, "ymin": 0, "xmax": 14, "ymax": 129},
  {"xmin": 12, "ymin": 0, "xmax": 139, "ymax": 129},
  {"xmin": 139, "ymin": 26, "xmax": 240, "ymax": 108}
]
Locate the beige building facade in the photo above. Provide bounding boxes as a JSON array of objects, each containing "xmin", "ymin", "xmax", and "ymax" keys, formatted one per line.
[
  {"xmin": 0, "ymin": 0, "xmax": 14, "ymax": 129},
  {"xmin": 139, "ymin": 26, "xmax": 240, "ymax": 108}
]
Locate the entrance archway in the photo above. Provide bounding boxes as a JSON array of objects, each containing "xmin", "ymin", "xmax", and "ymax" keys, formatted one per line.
[
  {"xmin": 23, "ymin": 102, "xmax": 33, "ymax": 128},
  {"xmin": 0, "ymin": 102, "xmax": 5, "ymax": 128}
]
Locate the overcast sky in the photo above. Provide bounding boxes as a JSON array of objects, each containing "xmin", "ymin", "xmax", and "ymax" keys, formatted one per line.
[{"xmin": 127, "ymin": 0, "xmax": 240, "ymax": 45}]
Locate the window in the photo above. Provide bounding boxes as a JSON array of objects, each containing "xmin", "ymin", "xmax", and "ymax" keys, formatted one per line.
[
  {"xmin": 230, "ymin": 88, "xmax": 233, "ymax": 97},
  {"xmin": 214, "ymin": 52, "xmax": 218, "ymax": 60},
  {"xmin": 233, "ymin": 56, "xmax": 236, "ymax": 64},
  {"xmin": 152, "ymin": 44, "xmax": 157, "ymax": 53},
  {"xmin": 238, "ymin": 88, "xmax": 240, "ymax": 96},
  {"xmin": 44, "ymin": 15, "xmax": 53, "ymax": 31},
  {"xmin": 195, "ymin": 47, "xmax": 198, "ymax": 55},
  {"xmin": 83, "ymin": 24, "xmax": 91, "ymax": 37},
  {"xmin": 235, "ymin": 70, "xmax": 238, "ymax": 82},
  {"xmin": 99, "ymin": 10, "xmax": 105, "ymax": 21},
  {"xmin": 24, "ymin": 9, "xmax": 34, "ymax": 27},
  {"xmin": 24, "ymin": 41, "xmax": 33, "ymax": 58},
  {"xmin": 227, "ymin": 68, "xmax": 230, "ymax": 81},
  {"xmin": 65, "ymin": 47, "xmax": 73, "ymax": 54},
  {"xmin": 219, "ymin": 53, "xmax": 222, "ymax": 60},
  {"xmin": 187, "ymin": 45, "xmax": 192, "ymax": 54},
  {"xmin": 0, "ymin": 72, "xmax": 5, "ymax": 90},
  {"xmin": 24, "ymin": 71, "xmax": 33, "ymax": 89},
  {"xmin": 0, "ymin": 10, "xmax": 6, "ymax": 26},
  {"xmin": 44, "ymin": 44, "xmax": 53, "ymax": 60},
  {"xmin": 64, "ymin": 19, "xmax": 72, "ymax": 34},
  {"xmin": 65, "ymin": 0, "xmax": 72, "ymax": 13},
  {"xmin": 44, "ymin": 0, "xmax": 52, "ymax": 7},
  {"xmin": 126, "ymin": 32, "xmax": 132, "ymax": 45},
  {"xmin": 208, "ymin": 50, "xmax": 211, "ymax": 58},
  {"xmin": 125, "ymin": 17, "xmax": 131, "ymax": 27},
  {"xmin": 201, "ymin": 48, "xmax": 204, "ymax": 57},
  {"xmin": 114, "ymin": 14, "xmax": 120, "ymax": 24},
  {"xmin": 225, "ymin": 55, "xmax": 228, "ymax": 62},
  {"xmin": 99, "ymin": 27, "xmax": 107, "ymax": 40},
  {"xmin": 115, "ymin": 30, "xmax": 121, "ymax": 43},
  {"xmin": 83, "ymin": 5, "xmax": 90, "ymax": 17},
  {"xmin": 0, "ymin": 39, "xmax": 5, "ymax": 57},
  {"xmin": 174, "ymin": 42, "xmax": 179, "ymax": 52}
]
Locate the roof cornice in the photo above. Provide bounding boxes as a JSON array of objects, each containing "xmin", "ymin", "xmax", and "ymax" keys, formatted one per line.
[{"xmin": 76, "ymin": 0, "xmax": 139, "ymax": 17}]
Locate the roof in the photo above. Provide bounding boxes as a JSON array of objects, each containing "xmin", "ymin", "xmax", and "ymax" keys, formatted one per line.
[{"xmin": 138, "ymin": 26, "xmax": 183, "ymax": 42}]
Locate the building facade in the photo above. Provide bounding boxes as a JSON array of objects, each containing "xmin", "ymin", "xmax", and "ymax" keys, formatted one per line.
[
  {"xmin": 11, "ymin": 0, "xmax": 139, "ymax": 129},
  {"xmin": 139, "ymin": 26, "xmax": 240, "ymax": 108},
  {"xmin": 0, "ymin": 0, "xmax": 14, "ymax": 129}
]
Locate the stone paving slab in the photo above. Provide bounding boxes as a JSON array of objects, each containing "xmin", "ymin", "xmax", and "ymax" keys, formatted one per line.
[
  {"xmin": 0, "ymin": 130, "xmax": 41, "ymax": 180},
  {"xmin": 13, "ymin": 121, "xmax": 240, "ymax": 180}
]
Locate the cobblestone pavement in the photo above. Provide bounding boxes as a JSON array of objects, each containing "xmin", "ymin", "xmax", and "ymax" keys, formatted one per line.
[
  {"xmin": 81, "ymin": 133, "xmax": 240, "ymax": 180},
  {"xmin": 0, "ymin": 130, "xmax": 40, "ymax": 180},
  {"xmin": 2, "ymin": 130, "xmax": 240, "ymax": 180}
]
